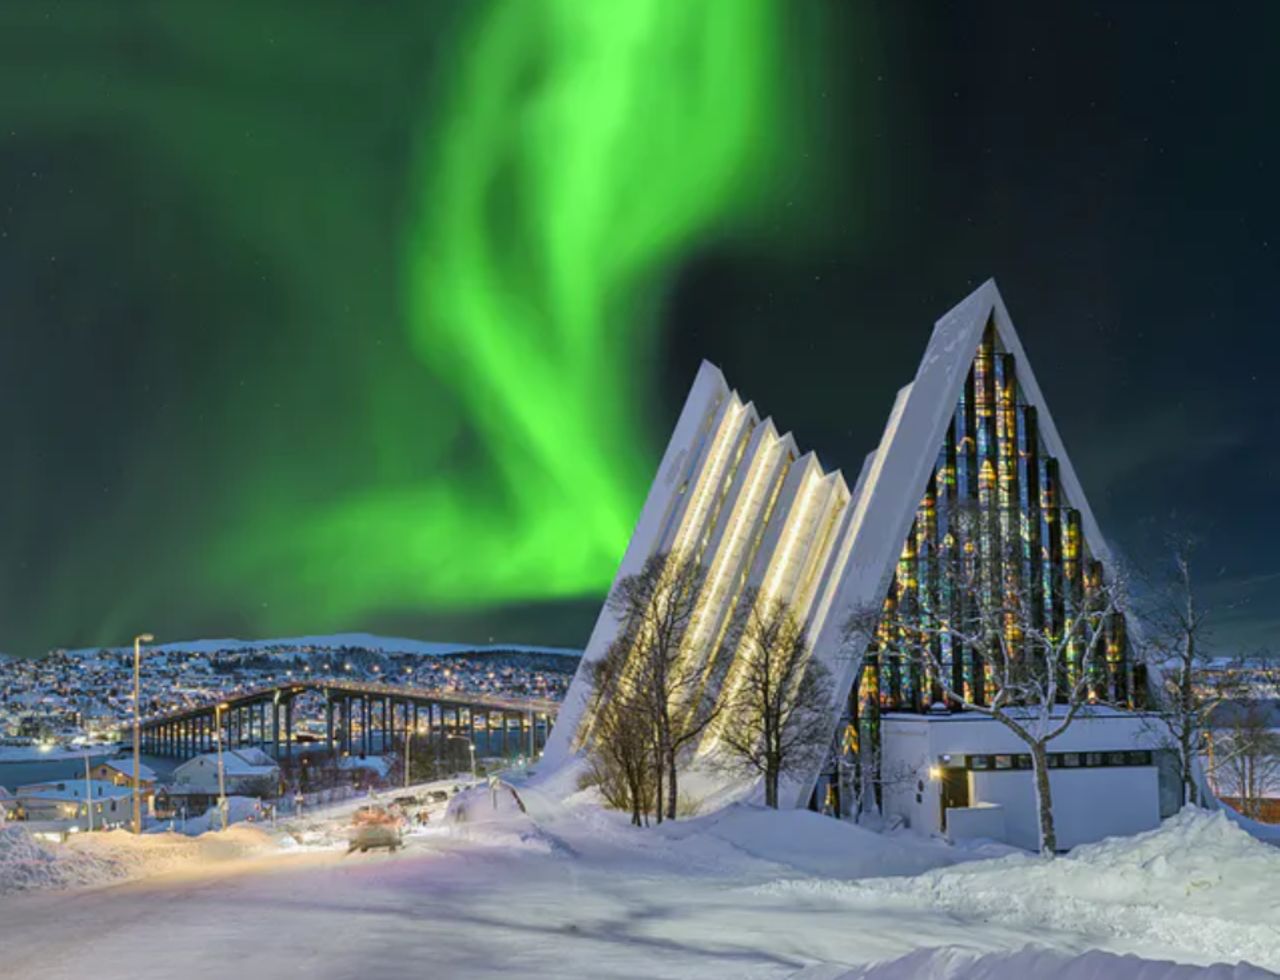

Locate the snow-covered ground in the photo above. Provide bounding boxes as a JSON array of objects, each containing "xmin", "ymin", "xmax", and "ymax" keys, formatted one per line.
[
  {"xmin": 0, "ymin": 741, "xmax": 120, "ymax": 762},
  {"xmin": 0, "ymin": 822, "xmax": 276, "ymax": 894},
  {"xmin": 0, "ymin": 791, "xmax": 1276, "ymax": 979}
]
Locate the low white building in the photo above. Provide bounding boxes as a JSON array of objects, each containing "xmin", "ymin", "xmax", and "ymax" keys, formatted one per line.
[
  {"xmin": 172, "ymin": 747, "xmax": 280, "ymax": 794},
  {"xmin": 878, "ymin": 708, "xmax": 1175, "ymax": 851},
  {"xmin": 14, "ymin": 779, "xmax": 134, "ymax": 828}
]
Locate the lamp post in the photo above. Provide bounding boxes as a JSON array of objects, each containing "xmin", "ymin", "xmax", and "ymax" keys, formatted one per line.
[
  {"xmin": 132, "ymin": 632, "xmax": 154, "ymax": 835},
  {"xmin": 215, "ymin": 702, "xmax": 230, "ymax": 831}
]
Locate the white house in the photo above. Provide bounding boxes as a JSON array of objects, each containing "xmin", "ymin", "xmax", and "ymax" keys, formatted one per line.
[
  {"xmin": 14, "ymin": 779, "xmax": 134, "ymax": 828},
  {"xmin": 172, "ymin": 747, "xmax": 280, "ymax": 794},
  {"xmin": 90, "ymin": 758, "xmax": 157, "ymax": 788}
]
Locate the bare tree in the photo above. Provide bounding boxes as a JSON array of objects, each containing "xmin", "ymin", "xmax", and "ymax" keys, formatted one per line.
[
  {"xmin": 846, "ymin": 543, "xmax": 1131, "ymax": 855},
  {"xmin": 582, "ymin": 638, "xmax": 658, "ymax": 825},
  {"xmin": 586, "ymin": 551, "xmax": 720, "ymax": 822},
  {"xmin": 715, "ymin": 592, "xmax": 834, "ymax": 808},
  {"xmin": 1139, "ymin": 537, "xmax": 1247, "ymax": 806},
  {"xmin": 1212, "ymin": 700, "xmax": 1280, "ymax": 821}
]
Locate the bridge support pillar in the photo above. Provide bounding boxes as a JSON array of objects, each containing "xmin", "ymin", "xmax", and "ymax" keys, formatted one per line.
[
  {"xmin": 325, "ymin": 696, "xmax": 334, "ymax": 755},
  {"xmin": 432, "ymin": 702, "xmax": 441, "ymax": 767},
  {"xmin": 386, "ymin": 698, "xmax": 394, "ymax": 756},
  {"xmin": 360, "ymin": 695, "xmax": 371, "ymax": 757}
]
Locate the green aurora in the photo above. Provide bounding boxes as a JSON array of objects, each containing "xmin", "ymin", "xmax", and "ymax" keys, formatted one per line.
[{"xmin": 0, "ymin": 2, "xmax": 837, "ymax": 653}]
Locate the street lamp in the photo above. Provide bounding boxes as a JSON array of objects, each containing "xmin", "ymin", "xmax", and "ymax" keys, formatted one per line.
[
  {"xmin": 215, "ymin": 702, "xmax": 230, "ymax": 831},
  {"xmin": 83, "ymin": 747, "xmax": 94, "ymax": 833},
  {"xmin": 132, "ymin": 632, "xmax": 154, "ymax": 835}
]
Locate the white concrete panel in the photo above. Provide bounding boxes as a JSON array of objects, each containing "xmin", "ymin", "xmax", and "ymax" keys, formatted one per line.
[
  {"xmin": 972, "ymin": 767, "xmax": 1160, "ymax": 851},
  {"xmin": 946, "ymin": 803, "xmax": 1007, "ymax": 843}
]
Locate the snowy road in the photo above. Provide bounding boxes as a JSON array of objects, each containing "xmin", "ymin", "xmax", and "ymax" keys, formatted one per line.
[{"xmin": 1, "ymin": 798, "xmax": 1277, "ymax": 979}]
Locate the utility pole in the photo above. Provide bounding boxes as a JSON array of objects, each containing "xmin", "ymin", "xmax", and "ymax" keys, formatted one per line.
[
  {"xmin": 132, "ymin": 632, "xmax": 154, "ymax": 835},
  {"xmin": 215, "ymin": 702, "xmax": 229, "ymax": 831},
  {"xmin": 404, "ymin": 725, "xmax": 412, "ymax": 789}
]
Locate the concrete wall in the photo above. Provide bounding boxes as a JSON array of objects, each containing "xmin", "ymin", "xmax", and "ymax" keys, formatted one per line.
[
  {"xmin": 945, "ymin": 803, "xmax": 1006, "ymax": 842},
  {"xmin": 878, "ymin": 719, "xmax": 937, "ymax": 834},
  {"xmin": 971, "ymin": 766, "xmax": 1160, "ymax": 851},
  {"xmin": 880, "ymin": 710, "xmax": 1165, "ymax": 851}
]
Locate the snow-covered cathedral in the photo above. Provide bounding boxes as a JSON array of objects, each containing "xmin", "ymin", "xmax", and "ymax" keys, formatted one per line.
[{"xmin": 545, "ymin": 281, "xmax": 1175, "ymax": 850}]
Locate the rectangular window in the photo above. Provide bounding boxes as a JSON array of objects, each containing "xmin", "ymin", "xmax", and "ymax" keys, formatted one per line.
[
  {"xmin": 1086, "ymin": 752, "xmax": 1103, "ymax": 767},
  {"xmin": 970, "ymin": 756, "xmax": 991, "ymax": 770},
  {"xmin": 994, "ymin": 755, "xmax": 1013, "ymax": 770},
  {"xmin": 1061, "ymin": 753, "xmax": 1080, "ymax": 767}
]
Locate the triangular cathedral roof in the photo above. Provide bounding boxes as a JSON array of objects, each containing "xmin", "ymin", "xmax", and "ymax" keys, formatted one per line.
[{"xmin": 799, "ymin": 279, "xmax": 1118, "ymax": 805}]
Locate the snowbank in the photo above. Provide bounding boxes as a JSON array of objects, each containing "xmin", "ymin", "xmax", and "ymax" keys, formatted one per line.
[
  {"xmin": 174, "ymin": 795, "xmax": 268, "ymax": 835},
  {"xmin": 775, "ymin": 809, "xmax": 1280, "ymax": 972},
  {"xmin": 444, "ymin": 783, "xmax": 555, "ymax": 853},
  {"xmin": 1222, "ymin": 803, "xmax": 1280, "ymax": 844},
  {"xmin": 0, "ymin": 823, "xmax": 279, "ymax": 894},
  {"xmin": 658, "ymin": 805, "xmax": 976, "ymax": 879},
  {"xmin": 833, "ymin": 945, "xmax": 1273, "ymax": 979}
]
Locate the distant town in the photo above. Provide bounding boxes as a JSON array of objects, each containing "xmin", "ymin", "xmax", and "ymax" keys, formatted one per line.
[{"xmin": 0, "ymin": 637, "xmax": 579, "ymax": 750}]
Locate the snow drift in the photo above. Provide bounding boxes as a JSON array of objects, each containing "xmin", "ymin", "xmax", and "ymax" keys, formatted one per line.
[
  {"xmin": 772, "ymin": 808, "xmax": 1280, "ymax": 972},
  {"xmin": 0, "ymin": 823, "xmax": 277, "ymax": 894},
  {"xmin": 834, "ymin": 945, "xmax": 1274, "ymax": 979},
  {"xmin": 444, "ymin": 783, "xmax": 556, "ymax": 854}
]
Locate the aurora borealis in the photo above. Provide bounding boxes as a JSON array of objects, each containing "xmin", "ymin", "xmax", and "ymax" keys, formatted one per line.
[
  {"xmin": 0, "ymin": 1, "xmax": 834, "ymax": 652},
  {"xmin": 1, "ymin": 3, "xmax": 1277, "ymax": 655},
  {"xmin": 275, "ymin": 0, "xmax": 816, "ymax": 622}
]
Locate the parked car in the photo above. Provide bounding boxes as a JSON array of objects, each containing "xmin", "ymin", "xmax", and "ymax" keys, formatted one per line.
[
  {"xmin": 347, "ymin": 821, "xmax": 401, "ymax": 854},
  {"xmin": 427, "ymin": 790, "xmax": 449, "ymax": 804},
  {"xmin": 347, "ymin": 804, "xmax": 403, "ymax": 853}
]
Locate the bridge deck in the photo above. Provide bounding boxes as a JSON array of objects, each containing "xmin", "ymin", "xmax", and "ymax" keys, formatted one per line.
[{"xmin": 142, "ymin": 678, "xmax": 560, "ymax": 729}]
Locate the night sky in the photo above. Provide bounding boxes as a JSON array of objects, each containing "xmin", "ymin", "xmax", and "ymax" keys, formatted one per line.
[{"xmin": 1, "ymin": 3, "xmax": 1276, "ymax": 656}]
